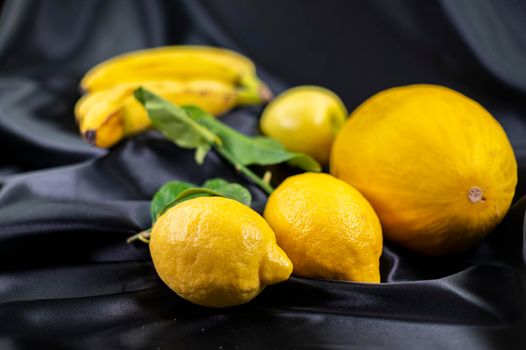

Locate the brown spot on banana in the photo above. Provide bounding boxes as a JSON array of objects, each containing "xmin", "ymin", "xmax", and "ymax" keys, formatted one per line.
[
  {"xmin": 83, "ymin": 130, "xmax": 97, "ymax": 145},
  {"xmin": 82, "ymin": 110, "xmax": 125, "ymax": 148}
]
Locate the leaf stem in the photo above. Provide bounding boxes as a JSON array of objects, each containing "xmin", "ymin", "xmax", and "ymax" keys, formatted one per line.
[
  {"xmin": 263, "ymin": 170, "xmax": 272, "ymax": 185},
  {"xmin": 216, "ymin": 146, "xmax": 274, "ymax": 194},
  {"xmin": 126, "ymin": 230, "xmax": 151, "ymax": 244}
]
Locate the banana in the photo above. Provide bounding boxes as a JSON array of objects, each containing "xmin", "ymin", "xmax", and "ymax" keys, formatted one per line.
[
  {"xmin": 76, "ymin": 45, "xmax": 273, "ymax": 148},
  {"xmin": 76, "ymin": 80, "xmax": 263, "ymax": 148},
  {"xmin": 80, "ymin": 46, "xmax": 271, "ymax": 100}
]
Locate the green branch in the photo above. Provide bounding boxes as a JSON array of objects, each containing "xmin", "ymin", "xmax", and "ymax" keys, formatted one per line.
[{"xmin": 216, "ymin": 146, "xmax": 274, "ymax": 194}]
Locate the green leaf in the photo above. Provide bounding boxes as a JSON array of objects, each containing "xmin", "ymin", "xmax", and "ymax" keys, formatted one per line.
[
  {"xmin": 183, "ymin": 106, "xmax": 321, "ymax": 172},
  {"xmin": 150, "ymin": 178, "xmax": 252, "ymax": 223},
  {"xmin": 165, "ymin": 188, "xmax": 221, "ymax": 208},
  {"xmin": 202, "ymin": 178, "xmax": 231, "ymax": 190},
  {"xmin": 134, "ymin": 88, "xmax": 220, "ymax": 162},
  {"xmin": 173, "ymin": 185, "xmax": 251, "ymax": 208},
  {"xmin": 282, "ymin": 151, "xmax": 322, "ymax": 172},
  {"xmin": 136, "ymin": 90, "xmax": 320, "ymax": 195},
  {"xmin": 150, "ymin": 180, "xmax": 195, "ymax": 222},
  {"xmin": 202, "ymin": 178, "xmax": 252, "ymax": 206}
]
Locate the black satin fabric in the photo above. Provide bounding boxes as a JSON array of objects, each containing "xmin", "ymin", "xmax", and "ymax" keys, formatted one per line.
[{"xmin": 1, "ymin": 0, "xmax": 526, "ymax": 348}]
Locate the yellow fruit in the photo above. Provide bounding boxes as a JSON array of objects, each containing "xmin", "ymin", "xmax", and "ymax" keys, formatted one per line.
[
  {"xmin": 75, "ymin": 79, "xmax": 262, "ymax": 148},
  {"xmin": 80, "ymin": 45, "xmax": 270, "ymax": 98},
  {"xmin": 263, "ymin": 173, "xmax": 382, "ymax": 283},
  {"xmin": 330, "ymin": 84, "xmax": 517, "ymax": 255},
  {"xmin": 150, "ymin": 196, "xmax": 293, "ymax": 308},
  {"xmin": 260, "ymin": 86, "xmax": 347, "ymax": 165},
  {"xmin": 76, "ymin": 45, "xmax": 274, "ymax": 148}
]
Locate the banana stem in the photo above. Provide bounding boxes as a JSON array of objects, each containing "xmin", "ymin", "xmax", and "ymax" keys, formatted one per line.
[
  {"xmin": 238, "ymin": 75, "xmax": 273, "ymax": 104},
  {"xmin": 237, "ymin": 86, "xmax": 272, "ymax": 105},
  {"xmin": 216, "ymin": 146, "xmax": 274, "ymax": 194},
  {"xmin": 237, "ymin": 89, "xmax": 266, "ymax": 105}
]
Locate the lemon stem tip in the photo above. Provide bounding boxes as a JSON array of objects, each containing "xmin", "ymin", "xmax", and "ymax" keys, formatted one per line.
[{"xmin": 468, "ymin": 186, "xmax": 486, "ymax": 203}]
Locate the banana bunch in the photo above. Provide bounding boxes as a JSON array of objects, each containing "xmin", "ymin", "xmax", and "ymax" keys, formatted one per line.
[{"xmin": 75, "ymin": 46, "xmax": 272, "ymax": 148}]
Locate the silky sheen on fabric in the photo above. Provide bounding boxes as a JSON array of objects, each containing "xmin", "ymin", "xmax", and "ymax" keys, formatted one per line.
[{"xmin": 0, "ymin": 0, "xmax": 525, "ymax": 348}]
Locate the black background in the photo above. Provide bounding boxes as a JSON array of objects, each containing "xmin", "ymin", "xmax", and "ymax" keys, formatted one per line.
[{"xmin": 1, "ymin": 0, "xmax": 526, "ymax": 349}]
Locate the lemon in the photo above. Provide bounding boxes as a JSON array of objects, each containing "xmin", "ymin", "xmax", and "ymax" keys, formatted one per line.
[
  {"xmin": 331, "ymin": 84, "xmax": 517, "ymax": 255},
  {"xmin": 260, "ymin": 86, "xmax": 347, "ymax": 165},
  {"xmin": 263, "ymin": 173, "xmax": 382, "ymax": 283},
  {"xmin": 149, "ymin": 196, "xmax": 293, "ymax": 307}
]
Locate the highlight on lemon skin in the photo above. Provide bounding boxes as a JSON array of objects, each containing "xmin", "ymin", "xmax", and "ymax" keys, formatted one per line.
[
  {"xmin": 149, "ymin": 196, "xmax": 293, "ymax": 308},
  {"xmin": 260, "ymin": 86, "xmax": 347, "ymax": 165},
  {"xmin": 263, "ymin": 172, "xmax": 382, "ymax": 283},
  {"xmin": 330, "ymin": 84, "xmax": 517, "ymax": 255}
]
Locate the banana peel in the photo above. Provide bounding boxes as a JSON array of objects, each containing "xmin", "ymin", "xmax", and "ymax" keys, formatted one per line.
[
  {"xmin": 82, "ymin": 46, "xmax": 260, "ymax": 93},
  {"xmin": 76, "ymin": 80, "xmax": 268, "ymax": 148},
  {"xmin": 76, "ymin": 45, "xmax": 273, "ymax": 148}
]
